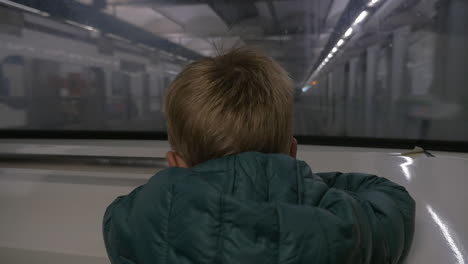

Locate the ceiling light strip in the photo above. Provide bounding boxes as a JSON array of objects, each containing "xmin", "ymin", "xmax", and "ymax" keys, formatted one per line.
[{"xmin": 309, "ymin": 0, "xmax": 384, "ymax": 82}]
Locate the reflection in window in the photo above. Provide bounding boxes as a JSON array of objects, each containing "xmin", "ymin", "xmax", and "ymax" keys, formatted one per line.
[
  {"xmin": 0, "ymin": 0, "xmax": 466, "ymax": 142},
  {"xmin": 0, "ymin": 55, "xmax": 26, "ymax": 128}
]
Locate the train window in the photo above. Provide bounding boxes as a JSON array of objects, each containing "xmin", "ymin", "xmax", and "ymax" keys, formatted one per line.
[
  {"xmin": 0, "ymin": 0, "xmax": 467, "ymax": 148},
  {"xmin": 0, "ymin": 55, "xmax": 26, "ymax": 128}
]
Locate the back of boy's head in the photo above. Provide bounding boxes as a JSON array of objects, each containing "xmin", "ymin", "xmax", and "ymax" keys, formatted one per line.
[{"xmin": 164, "ymin": 48, "xmax": 294, "ymax": 166}]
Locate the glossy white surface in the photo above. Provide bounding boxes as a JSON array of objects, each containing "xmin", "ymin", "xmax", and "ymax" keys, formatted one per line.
[
  {"xmin": 0, "ymin": 141, "xmax": 467, "ymax": 263},
  {"xmin": 297, "ymin": 149, "xmax": 468, "ymax": 264}
]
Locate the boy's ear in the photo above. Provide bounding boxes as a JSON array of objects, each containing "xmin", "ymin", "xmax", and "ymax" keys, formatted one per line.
[
  {"xmin": 289, "ymin": 137, "xmax": 298, "ymax": 158},
  {"xmin": 166, "ymin": 151, "xmax": 189, "ymax": 168}
]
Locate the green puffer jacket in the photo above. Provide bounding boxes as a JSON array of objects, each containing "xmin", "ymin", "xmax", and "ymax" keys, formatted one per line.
[{"xmin": 103, "ymin": 152, "xmax": 415, "ymax": 264}]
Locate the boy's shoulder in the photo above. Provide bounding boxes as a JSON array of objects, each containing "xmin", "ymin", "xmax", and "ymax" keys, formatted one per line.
[{"xmin": 104, "ymin": 153, "xmax": 415, "ymax": 264}]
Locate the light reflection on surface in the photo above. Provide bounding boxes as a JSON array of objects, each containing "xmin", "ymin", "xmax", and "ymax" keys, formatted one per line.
[
  {"xmin": 427, "ymin": 205, "xmax": 466, "ymax": 264},
  {"xmin": 399, "ymin": 156, "xmax": 413, "ymax": 181}
]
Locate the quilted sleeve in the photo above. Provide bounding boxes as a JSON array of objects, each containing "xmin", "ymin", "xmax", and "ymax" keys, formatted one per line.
[
  {"xmin": 103, "ymin": 185, "xmax": 145, "ymax": 264},
  {"xmin": 316, "ymin": 172, "xmax": 416, "ymax": 264},
  {"xmin": 102, "ymin": 168, "xmax": 184, "ymax": 264}
]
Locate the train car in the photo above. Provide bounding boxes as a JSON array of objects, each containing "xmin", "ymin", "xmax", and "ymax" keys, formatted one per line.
[
  {"xmin": 0, "ymin": 6, "xmax": 187, "ymax": 132},
  {"xmin": 0, "ymin": 0, "xmax": 467, "ymax": 263}
]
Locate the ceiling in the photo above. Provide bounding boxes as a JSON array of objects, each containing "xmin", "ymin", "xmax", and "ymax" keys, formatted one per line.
[{"xmin": 75, "ymin": 0, "xmax": 350, "ymax": 85}]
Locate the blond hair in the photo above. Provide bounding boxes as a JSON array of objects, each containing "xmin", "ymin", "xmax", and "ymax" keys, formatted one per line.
[{"xmin": 164, "ymin": 48, "xmax": 293, "ymax": 166}]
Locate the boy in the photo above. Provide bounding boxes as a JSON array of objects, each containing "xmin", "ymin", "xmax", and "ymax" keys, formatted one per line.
[{"xmin": 103, "ymin": 48, "xmax": 415, "ymax": 264}]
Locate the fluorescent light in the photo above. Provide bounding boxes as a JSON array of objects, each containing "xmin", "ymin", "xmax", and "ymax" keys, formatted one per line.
[
  {"xmin": 137, "ymin": 43, "xmax": 155, "ymax": 51},
  {"xmin": 368, "ymin": 0, "xmax": 381, "ymax": 7},
  {"xmin": 106, "ymin": 33, "xmax": 132, "ymax": 44},
  {"xmin": 165, "ymin": 70, "xmax": 179, "ymax": 75},
  {"xmin": 302, "ymin": 86, "xmax": 311, "ymax": 93},
  {"xmin": 344, "ymin": 27, "xmax": 353, "ymax": 38},
  {"xmin": 337, "ymin": 39, "xmax": 345, "ymax": 47},
  {"xmin": 331, "ymin": 47, "xmax": 338, "ymax": 53},
  {"xmin": 354, "ymin": 10, "xmax": 369, "ymax": 25},
  {"xmin": 65, "ymin": 20, "xmax": 98, "ymax": 32}
]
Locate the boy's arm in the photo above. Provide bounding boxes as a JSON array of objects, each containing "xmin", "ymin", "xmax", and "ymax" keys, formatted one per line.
[
  {"xmin": 316, "ymin": 172, "xmax": 416, "ymax": 264},
  {"xmin": 102, "ymin": 185, "xmax": 145, "ymax": 264}
]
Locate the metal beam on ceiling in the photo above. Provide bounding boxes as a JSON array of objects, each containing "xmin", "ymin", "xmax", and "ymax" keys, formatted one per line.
[
  {"xmin": 107, "ymin": 0, "xmax": 259, "ymax": 31},
  {"xmin": 266, "ymin": 0, "xmax": 281, "ymax": 31},
  {"xmin": 8, "ymin": 0, "xmax": 204, "ymax": 60},
  {"xmin": 108, "ymin": 0, "xmax": 301, "ymax": 5},
  {"xmin": 207, "ymin": 0, "xmax": 258, "ymax": 28}
]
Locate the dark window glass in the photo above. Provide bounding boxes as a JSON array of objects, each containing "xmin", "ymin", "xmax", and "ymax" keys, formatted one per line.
[{"xmin": 0, "ymin": 0, "xmax": 466, "ymax": 143}]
